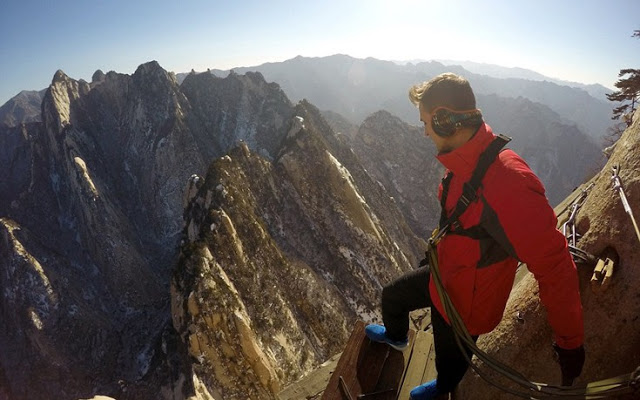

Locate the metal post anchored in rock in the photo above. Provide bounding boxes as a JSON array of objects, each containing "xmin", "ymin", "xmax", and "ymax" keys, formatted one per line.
[{"xmin": 612, "ymin": 165, "xmax": 640, "ymax": 245}]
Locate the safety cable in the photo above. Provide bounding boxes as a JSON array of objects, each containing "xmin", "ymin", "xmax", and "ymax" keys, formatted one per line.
[
  {"xmin": 612, "ymin": 165, "xmax": 640, "ymax": 245},
  {"xmin": 426, "ymin": 235, "xmax": 637, "ymax": 399},
  {"xmin": 562, "ymin": 183, "xmax": 594, "ymax": 246}
]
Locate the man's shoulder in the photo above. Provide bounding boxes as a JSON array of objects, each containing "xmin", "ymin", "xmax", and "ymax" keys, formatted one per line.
[
  {"xmin": 486, "ymin": 148, "xmax": 525, "ymax": 171},
  {"xmin": 484, "ymin": 149, "xmax": 540, "ymax": 187}
]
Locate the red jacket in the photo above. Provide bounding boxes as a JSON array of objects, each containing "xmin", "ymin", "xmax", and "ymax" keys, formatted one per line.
[{"xmin": 430, "ymin": 122, "xmax": 584, "ymax": 349}]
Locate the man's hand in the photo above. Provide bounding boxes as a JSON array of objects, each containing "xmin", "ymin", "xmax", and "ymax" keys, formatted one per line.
[{"xmin": 553, "ymin": 344, "xmax": 585, "ymax": 386}]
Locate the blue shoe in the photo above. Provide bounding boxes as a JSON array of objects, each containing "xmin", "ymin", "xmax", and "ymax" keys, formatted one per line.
[
  {"xmin": 364, "ymin": 324, "xmax": 408, "ymax": 351},
  {"xmin": 410, "ymin": 379, "xmax": 438, "ymax": 399}
]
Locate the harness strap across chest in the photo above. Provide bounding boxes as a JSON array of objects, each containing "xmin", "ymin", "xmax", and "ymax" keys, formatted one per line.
[{"xmin": 438, "ymin": 134, "xmax": 511, "ymax": 235}]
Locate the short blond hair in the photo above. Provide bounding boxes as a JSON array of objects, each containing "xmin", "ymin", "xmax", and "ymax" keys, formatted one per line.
[{"xmin": 409, "ymin": 73, "xmax": 476, "ymax": 112}]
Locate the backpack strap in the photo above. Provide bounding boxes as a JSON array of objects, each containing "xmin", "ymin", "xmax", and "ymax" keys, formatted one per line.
[{"xmin": 439, "ymin": 134, "xmax": 511, "ymax": 234}]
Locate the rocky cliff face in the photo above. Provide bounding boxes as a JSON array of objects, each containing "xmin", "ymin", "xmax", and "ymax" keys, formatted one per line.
[
  {"xmin": 0, "ymin": 62, "xmax": 426, "ymax": 399},
  {"xmin": 0, "ymin": 90, "xmax": 44, "ymax": 127},
  {"xmin": 172, "ymin": 101, "xmax": 425, "ymax": 398},
  {"xmin": 350, "ymin": 110, "xmax": 442, "ymax": 238},
  {"xmin": 0, "ymin": 62, "xmax": 204, "ymax": 399},
  {"xmin": 479, "ymin": 94, "xmax": 606, "ymax": 206},
  {"xmin": 458, "ymin": 111, "xmax": 640, "ymax": 399},
  {"xmin": 0, "ymin": 62, "xmax": 302, "ymax": 399}
]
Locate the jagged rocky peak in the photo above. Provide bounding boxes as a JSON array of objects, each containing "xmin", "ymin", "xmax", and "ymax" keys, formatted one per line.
[
  {"xmin": 352, "ymin": 109, "xmax": 442, "ymax": 238},
  {"xmin": 130, "ymin": 61, "xmax": 184, "ymax": 110},
  {"xmin": 361, "ymin": 109, "xmax": 407, "ymax": 130},
  {"xmin": 174, "ymin": 144, "xmax": 351, "ymax": 398},
  {"xmin": 172, "ymin": 105, "xmax": 425, "ymax": 398},
  {"xmin": 0, "ymin": 60, "xmax": 215, "ymax": 399},
  {"xmin": 42, "ymin": 68, "xmax": 94, "ymax": 133},
  {"xmin": 284, "ymin": 100, "xmax": 426, "ymax": 261},
  {"xmin": 134, "ymin": 60, "xmax": 171, "ymax": 79},
  {"xmin": 180, "ymin": 68, "xmax": 294, "ymax": 160},
  {"xmin": 91, "ymin": 69, "xmax": 105, "ymax": 83},
  {"xmin": 52, "ymin": 69, "xmax": 70, "ymax": 83}
]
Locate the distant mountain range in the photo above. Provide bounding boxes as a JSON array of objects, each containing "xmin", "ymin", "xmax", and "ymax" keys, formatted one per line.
[
  {"xmin": 432, "ymin": 59, "xmax": 612, "ymax": 100},
  {"xmin": 178, "ymin": 54, "xmax": 614, "ymax": 141},
  {"xmin": 4, "ymin": 55, "xmax": 615, "ymax": 142}
]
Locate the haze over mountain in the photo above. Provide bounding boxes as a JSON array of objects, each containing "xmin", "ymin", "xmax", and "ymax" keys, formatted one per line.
[
  {"xmin": 433, "ymin": 59, "xmax": 613, "ymax": 100},
  {"xmin": 186, "ymin": 55, "xmax": 613, "ymax": 143}
]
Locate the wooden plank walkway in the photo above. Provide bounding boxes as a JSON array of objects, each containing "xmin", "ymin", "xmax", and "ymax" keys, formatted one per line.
[
  {"xmin": 279, "ymin": 320, "xmax": 435, "ymax": 400},
  {"xmin": 397, "ymin": 328, "xmax": 437, "ymax": 399}
]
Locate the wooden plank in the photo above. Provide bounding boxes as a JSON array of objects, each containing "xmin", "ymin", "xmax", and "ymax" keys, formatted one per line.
[
  {"xmin": 422, "ymin": 329, "xmax": 437, "ymax": 383},
  {"xmin": 397, "ymin": 329, "xmax": 435, "ymax": 399},
  {"xmin": 321, "ymin": 321, "xmax": 415, "ymax": 400},
  {"xmin": 277, "ymin": 353, "xmax": 341, "ymax": 400},
  {"xmin": 356, "ymin": 341, "xmax": 390, "ymax": 393},
  {"xmin": 373, "ymin": 346, "xmax": 408, "ymax": 399},
  {"xmin": 321, "ymin": 321, "xmax": 367, "ymax": 400}
]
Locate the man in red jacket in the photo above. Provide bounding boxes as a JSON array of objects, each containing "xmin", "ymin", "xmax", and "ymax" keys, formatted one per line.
[{"xmin": 365, "ymin": 73, "xmax": 585, "ymax": 400}]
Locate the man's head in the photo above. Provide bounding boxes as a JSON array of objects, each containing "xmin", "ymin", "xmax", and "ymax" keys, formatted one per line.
[{"xmin": 409, "ymin": 73, "xmax": 483, "ymax": 153}]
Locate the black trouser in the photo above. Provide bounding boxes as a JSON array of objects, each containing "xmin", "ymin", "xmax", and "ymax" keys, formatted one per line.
[{"xmin": 381, "ymin": 266, "xmax": 478, "ymax": 394}]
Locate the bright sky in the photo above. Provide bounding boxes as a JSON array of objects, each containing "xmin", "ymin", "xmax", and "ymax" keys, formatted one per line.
[{"xmin": 1, "ymin": 0, "xmax": 638, "ymax": 105}]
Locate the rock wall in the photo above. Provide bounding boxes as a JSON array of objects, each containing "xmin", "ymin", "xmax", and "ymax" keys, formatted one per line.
[
  {"xmin": 172, "ymin": 103, "xmax": 426, "ymax": 398},
  {"xmin": 0, "ymin": 63, "xmax": 295, "ymax": 399},
  {"xmin": 0, "ymin": 63, "xmax": 426, "ymax": 399},
  {"xmin": 458, "ymin": 111, "xmax": 640, "ymax": 399}
]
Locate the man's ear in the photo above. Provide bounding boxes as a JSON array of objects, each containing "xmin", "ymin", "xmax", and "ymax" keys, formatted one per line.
[
  {"xmin": 431, "ymin": 108, "xmax": 457, "ymax": 137},
  {"xmin": 431, "ymin": 107, "xmax": 483, "ymax": 137}
]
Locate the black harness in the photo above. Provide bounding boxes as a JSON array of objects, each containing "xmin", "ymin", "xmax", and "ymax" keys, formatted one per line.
[
  {"xmin": 438, "ymin": 134, "xmax": 512, "ymax": 234},
  {"xmin": 418, "ymin": 134, "xmax": 511, "ymax": 269}
]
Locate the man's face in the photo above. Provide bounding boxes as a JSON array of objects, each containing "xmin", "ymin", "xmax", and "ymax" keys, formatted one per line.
[{"xmin": 419, "ymin": 103, "xmax": 449, "ymax": 154}]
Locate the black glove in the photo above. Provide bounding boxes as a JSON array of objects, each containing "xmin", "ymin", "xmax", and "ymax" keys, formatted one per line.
[{"xmin": 553, "ymin": 344, "xmax": 585, "ymax": 386}]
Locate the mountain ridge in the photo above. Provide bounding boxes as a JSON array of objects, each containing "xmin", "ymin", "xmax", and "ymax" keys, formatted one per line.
[
  {"xmin": 0, "ymin": 61, "xmax": 426, "ymax": 399},
  {"xmin": 432, "ymin": 59, "xmax": 612, "ymax": 99},
  {"xmin": 0, "ymin": 61, "xmax": 302, "ymax": 399},
  {"xmin": 175, "ymin": 54, "xmax": 612, "ymax": 141},
  {"xmin": 172, "ymin": 99, "xmax": 426, "ymax": 398}
]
